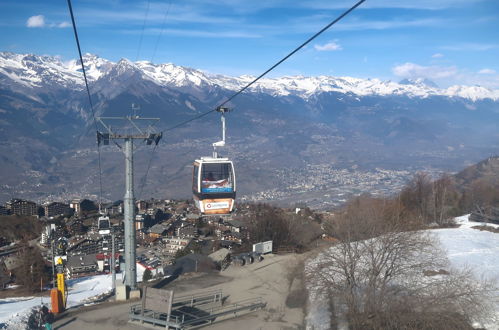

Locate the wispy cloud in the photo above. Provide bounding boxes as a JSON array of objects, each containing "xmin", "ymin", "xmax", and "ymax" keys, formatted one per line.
[
  {"xmin": 334, "ymin": 17, "xmax": 449, "ymax": 31},
  {"xmin": 57, "ymin": 22, "xmax": 70, "ymax": 28},
  {"xmin": 78, "ymin": 5, "xmax": 241, "ymax": 26},
  {"xmin": 432, "ymin": 53, "xmax": 444, "ymax": 58},
  {"xmin": 304, "ymin": 0, "xmax": 484, "ymax": 10},
  {"xmin": 26, "ymin": 15, "xmax": 45, "ymax": 28},
  {"xmin": 26, "ymin": 14, "xmax": 70, "ymax": 29},
  {"xmin": 314, "ymin": 41, "xmax": 342, "ymax": 51},
  {"xmin": 478, "ymin": 68, "xmax": 496, "ymax": 75},
  {"xmin": 441, "ymin": 43, "xmax": 499, "ymax": 51},
  {"xmin": 120, "ymin": 28, "xmax": 261, "ymax": 39},
  {"xmin": 392, "ymin": 62, "xmax": 457, "ymax": 79}
]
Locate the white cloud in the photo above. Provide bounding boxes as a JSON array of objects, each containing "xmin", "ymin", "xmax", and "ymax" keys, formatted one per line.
[
  {"xmin": 432, "ymin": 53, "xmax": 444, "ymax": 58},
  {"xmin": 314, "ymin": 41, "xmax": 342, "ymax": 51},
  {"xmin": 26, "ymin": 15, "xmax": 69, "ymax": 29},
  {"xmin": 392, "ymin": 62, "xmax": 457, "ymax": 79},
  {"xmin": 392, "ymin": 62, "xmax": 499, "ymax": 89},
  {"xmin": 478, "ymin": 68, "xmax": 496, "ymax": 75},
  {"xmin": 57, "ymin": 22, "xmax": 71, "ymax": 28},
  {"xmin": 26, "ymin": 15, "xmax": 45, "ymax": 28}
]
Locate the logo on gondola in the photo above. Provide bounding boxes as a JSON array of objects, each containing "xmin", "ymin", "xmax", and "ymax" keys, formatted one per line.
[{"xmin": 205, "ymin": 201, "xmax": 229, "ymax": 210}]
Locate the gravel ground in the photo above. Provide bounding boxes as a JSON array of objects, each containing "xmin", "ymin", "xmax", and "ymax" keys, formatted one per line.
[{"xmin": 53, "ymin": 253, "xmax": 307, "ymax": 330}]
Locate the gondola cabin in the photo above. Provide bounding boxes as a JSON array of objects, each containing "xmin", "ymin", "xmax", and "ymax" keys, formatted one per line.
[
  {"xmin": 98, "ymin": 215, "xmax": 111, "ymax": 235},
  {"xmin": 193, "ymin": 157, "xmax": 236, "ymax": 215}
]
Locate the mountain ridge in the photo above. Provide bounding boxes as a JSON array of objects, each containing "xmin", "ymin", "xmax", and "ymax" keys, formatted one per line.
[{"xmin": 2, "ymin": 51, "xmax": 499, "ymax": 102}]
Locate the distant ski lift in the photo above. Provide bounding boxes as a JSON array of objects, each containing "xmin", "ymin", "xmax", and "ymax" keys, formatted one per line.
[
  {"xmin": 98, "ymin": 215, "xmax": 111, "ymax": 235},
  {"xmin": 192, "ymin": 107, "xmax": 236, "ymax": 215}
]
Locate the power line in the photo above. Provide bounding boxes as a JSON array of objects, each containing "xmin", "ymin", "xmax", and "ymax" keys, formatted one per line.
[
  {"xmin": 164, "ymin": 0, "xmax": 366, "ymax": 132},
  {"xmin": 66, "ymin": 0, "xmax": 104, "ymax": 208}
]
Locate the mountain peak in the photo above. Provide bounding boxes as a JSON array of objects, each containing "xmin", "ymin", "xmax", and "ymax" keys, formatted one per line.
[{"xmin": 399, "ymin": 78, "xmax": 438, "ymax": 89}]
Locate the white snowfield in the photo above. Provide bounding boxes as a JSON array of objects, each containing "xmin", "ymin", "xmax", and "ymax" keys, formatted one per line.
[
  {"xmin": 0, "ymin": 263, "xmax": 147, "ymax": 329},
  {"xmin": 1, "ymin": 52, "xmax": 499, "ymax": 101},
  {"xmin": 306, "ymin": 214, "xmax": 499, "ymax": 330}
]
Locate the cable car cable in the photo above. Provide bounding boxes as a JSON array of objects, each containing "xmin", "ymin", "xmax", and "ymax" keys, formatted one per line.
[
  {"xmin": 135, "ymin": 0, "xmax": 151, "ymax": 61},
  {"xmin": 67, "ymin": 0, "xmax": 104, "ymax": 208},
  {"xmin": 151, "ymin": 0, "xmax": 173, "ymax": 63},
  {"xmin": 137, "ymin": 0, "xmax": 174, "ymax": 200},
  {"xmin": 137, "ymin": 143, "xmax": 158, "ymax": 200},
  {"xmin": 140, "ymin": 0, "xmax": 365, "ymax": 204},
  {"xmin": 164, "ymin": 0, "xmax": 366, "ymax": 133}
]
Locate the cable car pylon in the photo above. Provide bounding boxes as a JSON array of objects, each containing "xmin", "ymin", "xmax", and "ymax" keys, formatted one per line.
[{"xmin": 97, "ymin": 111, "xmax": 162, "ymax": 290}]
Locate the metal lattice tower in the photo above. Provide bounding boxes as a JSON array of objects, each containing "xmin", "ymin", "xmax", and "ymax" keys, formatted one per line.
[{"xmin": 97, "ymin": 114, "xmax": 162, "ymax": 289}]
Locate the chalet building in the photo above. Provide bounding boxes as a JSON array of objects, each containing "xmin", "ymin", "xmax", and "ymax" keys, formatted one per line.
[
  {"xmin": 69, "ymin": 199, "xmax": 81, "ymax": 216},
  {"xmin": 103, "ymin": 202, "xmax": 123, "ymax": 215},
  {"xmin": 135, "ymin": 200, "xmax": 148, "ymax": 213},
  {"xmin": 43, "ymin": 202, "xmax": 71, "ymax": 217},
  {"xmin": 6, "ymin": 199, "xmax": 37, "ymax": 216},
  {"xmin": 148, "ymin": 223, "xmax": 172, "ymax": 239},
  {"xmin": 66, "ymin": 254, "xmax": 98, "ymax": 278},
  {"xmin": 176, "ymin": 224, "xmax": 197, "ymax": 238},
  {"xmin": 0, "ymin": 205, "xmax": 9, "ymax": 215},
  {"xmin": 66, "ymin": 219, "xmax": 86, "ymax": 236},
  {"xmin": 225, "ymin": 220, "xmax": 244, "ymax": 233},
  {"xmin": 163, "ymin": 237, "xmax": 191, "ymax": 255},
  {"xmin": 67, "ymin": 238, "xmax": 101, "ymax": 256},
  {"xmin": 185, "ymin": 213, "xmax": 200, "ymax": 222},
  {"xmin": 135, "ymin": 214, "xmax": 147, "ymax": 231},
  {"xmin": 221, "ymin": 231, "xmax": 242, "ymax": 244}
]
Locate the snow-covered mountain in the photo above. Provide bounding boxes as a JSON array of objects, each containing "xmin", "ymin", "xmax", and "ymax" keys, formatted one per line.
[{"xmin": 2, "ymin": 52, "xmax": 498, "ymax": 102}]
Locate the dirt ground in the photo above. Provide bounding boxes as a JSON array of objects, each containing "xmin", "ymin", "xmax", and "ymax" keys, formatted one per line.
[{"xmin": 53, "ymin": 253, "xmax": 308, "ymax": 330}]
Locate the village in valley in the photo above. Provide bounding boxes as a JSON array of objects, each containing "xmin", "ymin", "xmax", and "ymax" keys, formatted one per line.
[{"xmin": 0, "ymin": 197, "xmax": 267, "ymax": 286}]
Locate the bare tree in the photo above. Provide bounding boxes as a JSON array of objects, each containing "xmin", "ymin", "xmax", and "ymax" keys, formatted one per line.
[
  {"xmin": 430, "ymin": 174, "xmax": 459, "ymax": 225},
  {"xmin": 309, "ymin": 198, "xmax": 494, "ymax": 329},
  {"xmin": 13, "ymin": 244, "xmax": 49, "ymax": 292},
  {"xmin": 400, "ymin": 172, "xmax": 433, "ymax": 224}
]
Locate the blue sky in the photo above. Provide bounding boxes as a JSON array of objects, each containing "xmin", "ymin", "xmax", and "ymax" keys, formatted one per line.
[{"xmin": 1, "ymin": 0, "xmax": 499, "ymax": 88}]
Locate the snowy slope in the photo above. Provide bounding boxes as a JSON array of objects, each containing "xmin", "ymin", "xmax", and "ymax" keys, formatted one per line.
[
  {"xmin": 435, "ymin": 215, "xmax": 499, "ymax": 282},
  {"xmin": 433, "ymin": 215, "xmax": 499, "ymax": 329},
  {"xmin": 305, "ymin": 215, "xmax": 499, "ymax": 330},
  {"xmin": 1, "ymin": 51, "xmax": 499, "ymax": 101},
  {"xmin": 0, "ymin": 262, "xmax": 150, "ymax": 329},
  {"xmin": 0, "ymin": 274, "xmax": 115, "ymax": 329}
]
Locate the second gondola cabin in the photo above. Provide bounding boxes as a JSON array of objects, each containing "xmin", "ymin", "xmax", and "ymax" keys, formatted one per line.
[
  {"xmin": 192, "ymin": 157, "xmax": 236, "ymax": 215},
  {"xmin": 98, "ymin": 215, "xmax": 111, "ymax": 235}
]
